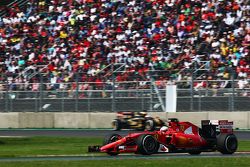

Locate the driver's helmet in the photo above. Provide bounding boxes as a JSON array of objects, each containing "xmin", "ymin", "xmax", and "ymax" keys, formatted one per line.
[{"xmin": 160, "ymin": 126, "xmax": 168, "ymax": 132}]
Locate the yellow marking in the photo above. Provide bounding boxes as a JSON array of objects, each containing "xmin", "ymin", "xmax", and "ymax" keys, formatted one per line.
[{"xmin": 154, "ymin": 134, "xmax": 159, "ymax": 139}]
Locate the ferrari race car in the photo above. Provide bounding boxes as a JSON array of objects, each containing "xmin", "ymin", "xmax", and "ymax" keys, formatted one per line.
[
  {"xmin": 89, "ymin": 119, "xmax": 238, "ymax": 155},
  {"xmin": 111, "ymin": 111, "xmax": 165, "ymax": 131}
]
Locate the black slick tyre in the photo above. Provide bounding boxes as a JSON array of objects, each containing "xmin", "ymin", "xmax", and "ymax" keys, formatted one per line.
[
  {"xmin": 136, "ymin": 134, "xmax": 159, "ymax": 155},
  {"xmin": 112, "ymin": 119, "xmax": 121, "ymax": 131},
  {"xmin": 103, "ymin": 133, "xmax": 122, "ymax": 156},
  {"xmin": 217, "ymin": 134, "xmax": 238, "ymax": 154}
]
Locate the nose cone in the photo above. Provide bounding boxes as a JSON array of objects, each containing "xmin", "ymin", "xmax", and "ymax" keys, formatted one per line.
[
  {"xmin": 100, "ymin": 140, "xmax": 120, "ymax": 152},
  {"xmin": 100, "ymin": 145, "xmax": 107, "ymax": 152},
  {"xmin": 100, "ymin": 137, "xmax": 127, "ymax": 152}
]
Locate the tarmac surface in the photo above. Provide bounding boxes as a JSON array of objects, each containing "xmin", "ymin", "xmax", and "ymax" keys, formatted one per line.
[{"xmin": 0, "ymin": 152, "xmax": 250, "ymax": 162}]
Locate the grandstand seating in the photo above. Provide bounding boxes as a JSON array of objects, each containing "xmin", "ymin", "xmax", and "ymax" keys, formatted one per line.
[{"xmin": 0, "ymin": 0, "xmax": 249, "ymax": 91}]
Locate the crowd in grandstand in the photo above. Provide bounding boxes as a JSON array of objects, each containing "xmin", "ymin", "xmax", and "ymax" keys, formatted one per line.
[{"xmin": 0, "ymin": 0, "xmax": 249, "ymax": 95}]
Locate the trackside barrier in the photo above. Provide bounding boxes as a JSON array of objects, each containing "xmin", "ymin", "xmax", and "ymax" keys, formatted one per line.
[
  {"xmin": 0, "ymin": 112, "xmax": 249, "ymax": 129},
  {"xmin": 54, "ymin": 113, "xmax": 89, "ymax": 128}
]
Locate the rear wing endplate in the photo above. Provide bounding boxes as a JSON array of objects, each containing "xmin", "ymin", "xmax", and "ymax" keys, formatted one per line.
[{"xmin": 201, "ymin": 120, "xmax": 233, "ymax": 133}]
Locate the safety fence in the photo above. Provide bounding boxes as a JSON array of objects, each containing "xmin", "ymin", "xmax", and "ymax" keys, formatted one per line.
[{"xmin": 0, "ymin": 80, "xmax": 249, "ymax": 112}]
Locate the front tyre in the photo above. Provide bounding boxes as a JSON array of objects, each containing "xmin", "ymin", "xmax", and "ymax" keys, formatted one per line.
[
  {"xmin": 217, "ymin": 134, "xmax": 238, "ymax": 154},
  {"xmin": 136, "ymin": 135, "xmax": 159, "ymax": 155},
  {"xmin": 103, "ymin": 134, "xmax": 122, "ymax": 156}
]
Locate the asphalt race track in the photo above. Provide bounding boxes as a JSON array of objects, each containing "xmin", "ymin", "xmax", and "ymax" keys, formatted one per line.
[
  {"xmin": 0, "ymin": 129, "xmax": 249, "ymax": 162},
  {"xmin": 0, "ymin": 129, "xmax": 249, "ymax": 140},
  {"xmin": 0, "ymin": 152, "xmax": 250, "ymax": 162}
]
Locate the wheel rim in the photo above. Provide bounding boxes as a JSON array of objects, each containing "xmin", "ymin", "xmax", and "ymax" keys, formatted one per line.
[{"xmin": 143, "ymin": 136, "xmax": 157, "ymax": 153}]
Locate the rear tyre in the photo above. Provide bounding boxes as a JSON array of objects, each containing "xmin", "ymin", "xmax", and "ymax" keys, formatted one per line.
[
  {"xmin": 136, "ymin": 135, "xmax": 159, "ymax": 155},
  {"xmin": 112, "ymin": 119, "xmax": 121, "ymax": 131},
  {"xmin": 217, "ymin": 134, "xmax": 238, "ymax": 154},
  {"xmin": 103, "ymin": 134, "xmax": 122, "ymax": 156}
]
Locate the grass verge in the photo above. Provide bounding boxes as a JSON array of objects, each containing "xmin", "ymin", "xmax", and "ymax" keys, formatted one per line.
[
  {"xmin": 0, "ymin": 158, "xmax": 250, "ymax": 167},
  {"xmin": 0, "ymin": 136, "xmax": 102, "ymax": 157}
]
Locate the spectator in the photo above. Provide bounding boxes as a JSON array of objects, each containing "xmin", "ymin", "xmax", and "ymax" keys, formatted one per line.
[
  {"xmin": 0, "ymin": 0, "xmax": 248, "ymax": 93},
  {"xmin": 238, "ymin": 77, "xmax": 248, "ymax": 96}
]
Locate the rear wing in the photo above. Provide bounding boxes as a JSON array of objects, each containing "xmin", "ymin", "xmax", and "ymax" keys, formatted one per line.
[
  {"xmin": 201, "ymin": 120, "xmax": 233, "ymax": 134},
  {"xmin": 218, "ymin": 120, "xmax": 233, "ymax": 133}
]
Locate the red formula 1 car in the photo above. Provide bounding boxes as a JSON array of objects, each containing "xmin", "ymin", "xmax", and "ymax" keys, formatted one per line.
[{"xmin": 88, "ymin": 118, "xmax": 238, "ymax": 155}]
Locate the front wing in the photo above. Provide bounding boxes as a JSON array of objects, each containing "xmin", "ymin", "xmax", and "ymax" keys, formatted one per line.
[{"xmin": 88, "ymin": 145, "xmax": 101, "ymax": 152}]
